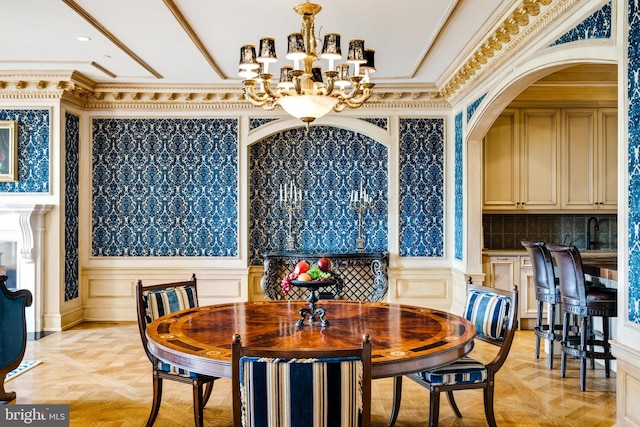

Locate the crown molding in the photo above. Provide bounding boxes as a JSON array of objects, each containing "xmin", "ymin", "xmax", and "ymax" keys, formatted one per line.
[{"xmin": 0, "ymin": 71, "xmax": 451, "ymax": 111}]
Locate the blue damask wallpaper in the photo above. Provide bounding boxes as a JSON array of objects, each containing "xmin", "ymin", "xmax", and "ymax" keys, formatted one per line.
[
  {"xmin": 399, "ymin": 118, "xmax": 445, "ymax": 257},
  {"xmin": 0, "ymin": 109, "xmax": 49, "ymax": 193},
  {"xmin": 64, "ymin": 113, "xmax": 79, "ymax": 301},
  {"xmin": 466, "ymin": 94, "xmax": 486, "ymax": 123},
  {"xmin": 91, "ymin": 118, "xmax": 238, "ymax": 257},
  {"xmin": 550, "ymin": 2, "xmax": 611, "ymax": 46},
  {"xmin": 628, "ymin": 1, "xmax": 640, "ymax": 324},
  {"xmin": 248, "ymin": 126, "xmax": 388, "ymax": 265},
  {"xmin": 455, "ymin": 113, "xmax": 464, "ymax": 260}
]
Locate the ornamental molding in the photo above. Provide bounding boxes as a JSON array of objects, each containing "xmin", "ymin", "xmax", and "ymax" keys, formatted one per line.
[
  {"xmin": 438, "ymin": 0, "xmax": 579, "ymax": 101},
  {"xmin": 0, "ymin": 71, "xmax": 450, "ymax": 110}
]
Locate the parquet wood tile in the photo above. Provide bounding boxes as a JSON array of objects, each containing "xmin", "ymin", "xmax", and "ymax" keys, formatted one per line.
[{"xmin": 7, "ymin": 322, "xmax": 615, "ymax": 426}]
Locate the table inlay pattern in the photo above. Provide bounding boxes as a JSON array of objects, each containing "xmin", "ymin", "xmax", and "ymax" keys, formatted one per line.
[{"xmin": 146, "ymin": 300, "xmax": 475, "ymax": 379}]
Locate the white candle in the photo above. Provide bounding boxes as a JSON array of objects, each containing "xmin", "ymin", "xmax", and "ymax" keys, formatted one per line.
[{"xmin": 280, "ymin": 184, "xmax": 283, "ymax": 203}]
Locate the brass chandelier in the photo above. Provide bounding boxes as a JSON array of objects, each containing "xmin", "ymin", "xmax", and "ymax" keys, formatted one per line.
[{"xmin": 238, "ymin": 1, "xmax": 376, "ymax": 125}]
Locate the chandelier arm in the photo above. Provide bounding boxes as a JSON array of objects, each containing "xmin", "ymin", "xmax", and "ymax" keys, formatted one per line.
[
  {"xmin": 338, "ymin": 80, "xmax": 363, "ymax": 101},
  {"xmin": 244, "ymin": 87, "xmax": 275, "ymax": 107},
  {"xmin": 260, "ymin": 78, "xmax": 281, "ymax": 100},
  {"xmin": 333, "ymin": 102, "xmax": 347, "ymax": 112}
]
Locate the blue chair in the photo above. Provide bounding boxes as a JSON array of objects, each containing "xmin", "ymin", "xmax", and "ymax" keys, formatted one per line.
[
  {"xmin": 136, "ymin": 274, "xmax": 218, "ymax": 427},
  {"xmin": 232, "ymin": 333, "xmax": 372, "ymax": 427},
  {"xmin": 0, "ymin": 275, "xmax": 33, "ymax": 403},
  {"xmin": 388, "ymin": 282, "xmax": 518, "ymax": 427}
]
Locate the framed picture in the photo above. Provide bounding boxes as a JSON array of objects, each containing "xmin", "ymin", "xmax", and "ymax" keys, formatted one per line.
[{"xmin": 0, "ymin": 120, "xmax": 18, "ymax": 182}]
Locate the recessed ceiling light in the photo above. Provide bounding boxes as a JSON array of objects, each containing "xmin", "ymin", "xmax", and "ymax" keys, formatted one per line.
[{"xmin": 77, "ymin": 36, "xmax": 91, "ymax": 42}]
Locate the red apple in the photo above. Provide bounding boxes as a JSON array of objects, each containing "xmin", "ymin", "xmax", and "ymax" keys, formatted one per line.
[
  {"xmin": 317, "ymin": 257, "xmax": 332, "ymax": 272},
  {"xmin": 294, "ymin": 261, "xmax": 310, "ymax": 275}
]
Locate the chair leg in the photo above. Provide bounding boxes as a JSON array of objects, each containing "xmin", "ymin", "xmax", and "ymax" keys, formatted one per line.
[
  {"xmin": 445, "ymin": 391, "xmax": 462, "ymax": 418},
  {"xmin": 561, "ymin": 311, "xmax": 570, "ymax": 378},
  {"xmin": 580, "ymin": 315, "xmax": 588, "ymax": 392},
  {"xmin": 548, "ymin": 302, "xmax": 556, "ymax": 369},
  {"xmin": 603, "ymin": 316, "xmax": 611, "ymax": 378},
  {"xmin": 146, "ymin": 374, "xmax": 163, "ymax": 427},
  {"xmin": 535, "ymin": 300, "xmax": 543, "ymax": 359},
  {"xmin": 193, "ymin": 381, "xmax": 204, "ymax": 427},
  {"xmin": 429, "ymin": 388, "xmax": 441, "ymax": 427},
  {"xmin": 388, "ymin": 376, "xmax": 403, "ymax": 427},
  {"xmin": 483, "ymin": 386, "xmax": 497, "ymax": 427},
  {"xmin": 203, "ymin": 381, "xmax": 215, "ymax": 406}
]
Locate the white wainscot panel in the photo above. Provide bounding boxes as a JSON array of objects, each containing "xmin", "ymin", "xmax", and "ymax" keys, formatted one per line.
[
  {"xmin": 82, "ymin": 268, "xmax": 248, "ymax": 322},
  {"xmin": 390, "ymin": 268, "xmax": 452, "ymax": 310}
]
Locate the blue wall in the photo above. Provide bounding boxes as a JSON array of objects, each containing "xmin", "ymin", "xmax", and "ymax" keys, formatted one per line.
[
  {"xmin": 0, "ymin": 109, "xmax": 49, "ymax": 193},
  {"xmin": 628, "ymin": 0, "xmax": 640, "ymax": 324},
  {"xmin": 248, "ymin": 126, "xmax": 389, "ymax": 265},
  {"xmin": 399, "ymin": 118, "xmax": 445, "ymax": 257},
  {"xmin": 91, "ymin": 118, "xmax": 239, "ymax": 256},
  {"xmin": 64, "ymin": 113, "xmax": 80, "ymax": 301}
]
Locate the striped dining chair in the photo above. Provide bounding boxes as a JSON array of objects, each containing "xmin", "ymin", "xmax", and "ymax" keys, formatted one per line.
[
  {"xmin": 388, "ymin": 281, "xmax": 518, "ymax": 427},
  {"xmin": 232, "ymin": 333, "xmax": 372, "ymax": 427},
  {"xmin": 136, "ymin": 274, "xmax": 218, "ymax": 427}
]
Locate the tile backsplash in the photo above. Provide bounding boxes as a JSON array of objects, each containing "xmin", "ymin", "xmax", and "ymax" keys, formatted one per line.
[{"xmin": 482, "ymin": 214, "xmax": 617, "ymax": 250}]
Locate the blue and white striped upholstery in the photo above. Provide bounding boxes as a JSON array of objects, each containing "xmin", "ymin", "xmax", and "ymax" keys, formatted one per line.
[
  {"xmin": 414, "ymin": 289, "xmax": 510, "ymax": 387},
  {"xmin": 238, "ymin": 355, "xmax": 364, "ymax": 427},
  {"xmin": 143, "ymin": 285, "xmax": 198, "ymax": 324},
  {"xmin": 414, "ymin": 355, "xmax": 487, "ymax": 386},
  {"xmin": 463, "ymin": 289, "xmax": 511, "ymax": 341},
  {"xmin": 143, "ymin": 285, "xmax": 198, "ymax": 378}
]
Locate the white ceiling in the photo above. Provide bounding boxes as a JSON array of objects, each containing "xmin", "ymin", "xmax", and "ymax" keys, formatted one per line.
[{"xmin": 2, "ymin": 0, "xmax": 517, "ymax": 89}]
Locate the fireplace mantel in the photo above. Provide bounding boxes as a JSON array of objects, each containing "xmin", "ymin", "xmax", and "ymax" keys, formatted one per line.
[{"xmin": 0, "ymin": 204, "xmax": 54, "ymax": 333}]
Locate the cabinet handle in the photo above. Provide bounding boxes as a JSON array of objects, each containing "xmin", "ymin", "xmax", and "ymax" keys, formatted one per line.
[{"xmin": 496, "ymin": 257, "xmax": 510, "ymax": 261}]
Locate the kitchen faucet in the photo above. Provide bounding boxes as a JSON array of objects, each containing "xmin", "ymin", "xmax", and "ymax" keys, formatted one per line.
[{"xmin": 586, "ymin": 216, "xmax": 599, "ymax": 250}]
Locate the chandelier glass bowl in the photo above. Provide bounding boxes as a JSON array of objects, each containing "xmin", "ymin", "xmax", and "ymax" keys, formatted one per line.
[{"xmin": 238, "ymin": 1, "xmax": 376, "ymax": 125}]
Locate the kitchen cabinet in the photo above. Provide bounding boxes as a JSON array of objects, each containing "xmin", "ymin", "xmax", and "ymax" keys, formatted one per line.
[
  {"xmin": 483, "ymin": 107, "xmax": 617, "ymax": 213},
  {"xmin": 562, "ymin": 108, "xmax": 617, "ymax": 211},
  {"xmin": 483, "ymin": 109, "xmax": 560, "ymax": 211},
  {"xmin": 483, "ymin": 254, "xmax": 535, "ymax": 326}
]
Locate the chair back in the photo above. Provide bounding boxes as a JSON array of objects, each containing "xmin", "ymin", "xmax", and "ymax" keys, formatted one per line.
[
  {"xmin": 0, "ymin": 276, "xmax": 33, "ymax": 380},
  {"xmin": 232, "ymin": 334, "xmax": 372, "ymax": 427},
  {"xmin": 135, "ymin": 274, "xmax": 198, "ymax": 364},
  {"xmin": 464, "ymin": 282, "xmax": 518, "ymax": 373},
  {"xmin": 547, "ymin": 245, "xmax": 587, "ymax": 311},
  {"xmin": 521, "ymin": 241, "xmax": 560, "ymax": 304}
]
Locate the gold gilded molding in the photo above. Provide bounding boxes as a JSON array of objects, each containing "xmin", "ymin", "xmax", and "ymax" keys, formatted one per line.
[
  {"xmin": 61, "ymin": 0, "xmax": 163, "ymax": 79},
  {"xmin": 436, "ymin": 0, "xmax": 561, "ymax": 99},
  {"xmin": 0, "ymin": 72, "xmax": 450, "ymax": 111},
  {"xmin": 163, "ymin": 0, "xmax": 226, "ymax": 80}
]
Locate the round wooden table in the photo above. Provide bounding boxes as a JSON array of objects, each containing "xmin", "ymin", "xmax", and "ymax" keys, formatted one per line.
[{"xmin": 145, "ymin": 300, "xmax": 475, "ymax": 379}]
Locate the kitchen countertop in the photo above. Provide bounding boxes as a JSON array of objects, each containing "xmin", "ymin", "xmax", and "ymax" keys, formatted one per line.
[{"xmin": 483, "ymin": 248, "xmax": 618, "ymax": 281}]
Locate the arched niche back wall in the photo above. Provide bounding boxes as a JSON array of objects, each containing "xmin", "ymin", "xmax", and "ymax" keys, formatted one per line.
[{"xmin": 248, "ymin": 126, "xmax": 389, "ymax": 265}]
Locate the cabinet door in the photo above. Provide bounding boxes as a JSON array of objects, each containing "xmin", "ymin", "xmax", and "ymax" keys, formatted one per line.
[
  {"xmin": 487, "ymin": 256, "xmax": 516, "ymax": 291},
  {"xmin": 520, "ymin": 109, "xmax": 560, "ymax": 209},
  {"xmin": 483, "ymin": 111, "xmax": 519, "ymax": 210},
  {"xmin": 519, "ymin": 256, "xmax": 537, "ymax": 319},
  {"xmin": 562, "ymin": 109, "xmax": 596, "ymax": 209},
  {"xmin": 598, "ymin": 108, "xmax": 618, "ymax": 209}
]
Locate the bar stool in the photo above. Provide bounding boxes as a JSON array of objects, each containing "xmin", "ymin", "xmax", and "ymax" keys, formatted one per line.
[
  {"xmin": 521, "ymin": 241, "xmax": 562, "ymax": 369},
  {"xmin": 547, "ymin": 244, "xmax": 617, "ymax": 391}
]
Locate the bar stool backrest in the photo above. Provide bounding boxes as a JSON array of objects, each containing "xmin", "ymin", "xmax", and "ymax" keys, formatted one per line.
[
  {"xmin": 521, "ymin": 241, "xmax": 559, "ymax": 304},
  {"xmin": 547, "ymin": 244, "xmax": 588, "ymax": 313}
]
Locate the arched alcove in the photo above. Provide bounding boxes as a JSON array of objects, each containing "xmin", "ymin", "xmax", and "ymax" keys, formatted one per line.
[{"xmin": 247, "ymin": 121, "xmax": 391, "ymax": 265}]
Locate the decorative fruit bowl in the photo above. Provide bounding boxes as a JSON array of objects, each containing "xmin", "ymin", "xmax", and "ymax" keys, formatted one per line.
[
  {"xmin": 289, "ymin": 278, "xmax": 337, "ymax": 288},
  {"xmin": 283, "ymin": 258, "xmax": 335, "ymax": 327}
]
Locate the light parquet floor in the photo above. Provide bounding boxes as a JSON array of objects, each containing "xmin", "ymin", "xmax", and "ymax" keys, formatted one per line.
[{"xmin": 7, "ymin": 322, "xmax": 615, "ymax": 426}]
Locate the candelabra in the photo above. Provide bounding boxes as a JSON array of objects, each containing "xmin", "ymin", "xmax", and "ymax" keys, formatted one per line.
[
  {"xmin": 279, "ymin": 181, "xmax": 302, "ymax": 251},
  {"xmin": 349, "ymin": 182, "xmax": 371, "ymax": 252}
]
